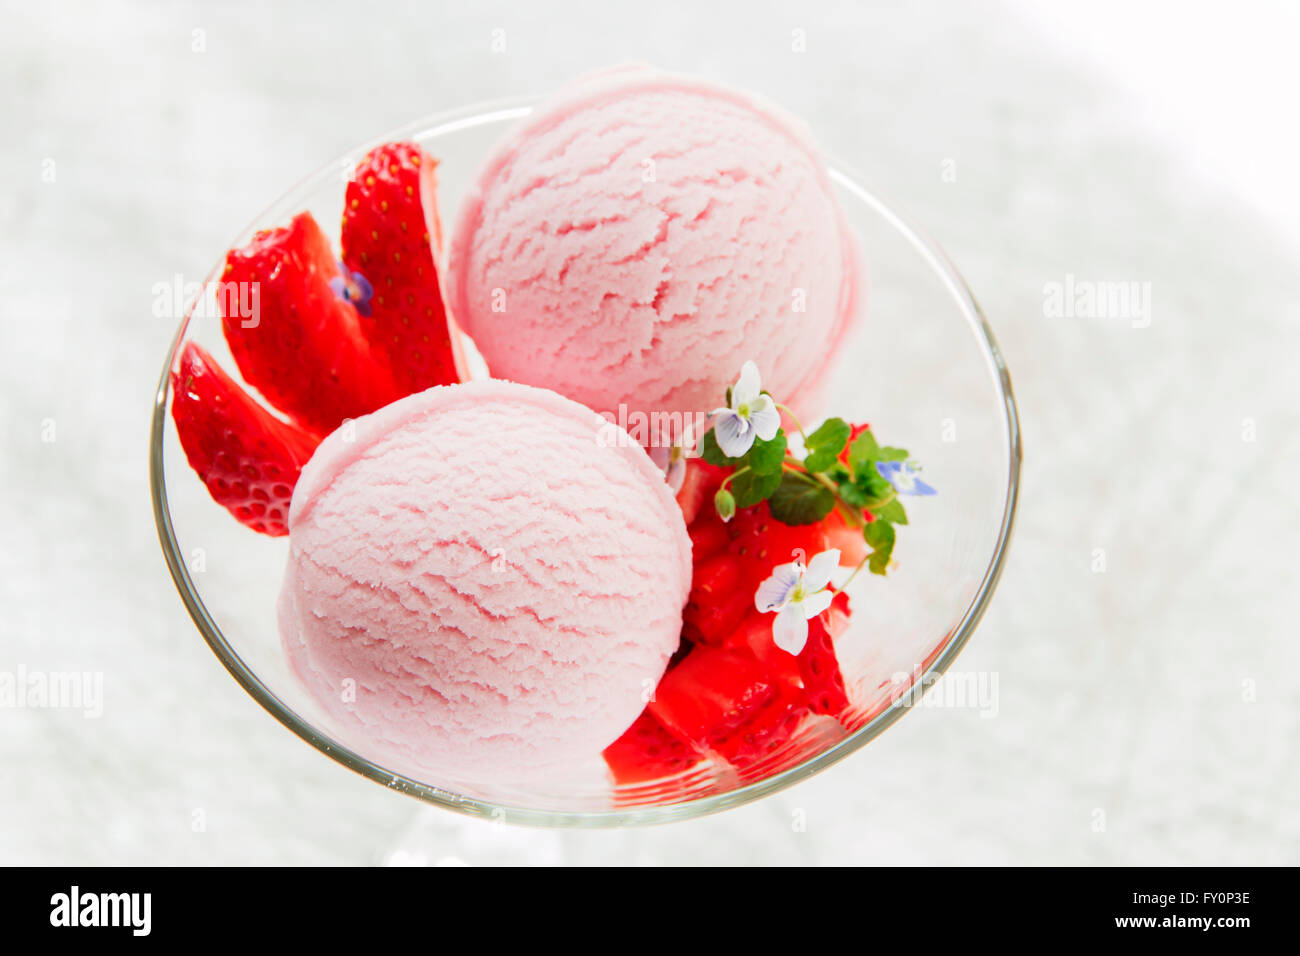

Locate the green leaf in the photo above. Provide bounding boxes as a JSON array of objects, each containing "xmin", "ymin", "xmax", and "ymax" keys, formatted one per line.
[
  {"xmin": 874, "ymin": 498, "xmax": 908, "ymax": 525},
  {"xmin": 713, "ymin": 488, "xmax": 736, "ymax": 522},
  {"xmin": 700, "ymin": 428, "xmax": 742, "ymax": 467},
  {"xmin": 864, "ymin": 518, "xmax": 895, "ymax": 551},
  {"xmin": 746, "ymin": 430, "xmax": 787, "ymax": 475},
  {"xmin": 842, "ymin": 469, "xmax": 893, "ymax": 509},
  {"xmin": 768, "ymin": 472, "xmax": 836, "ymax": 525},
  {"xmin": 804, "ymin": 446, "xmax": 841, "ymax": 473},
  {"xmin": 838, "ymin": 480, "xmax": 871, "ymax": 508},
  {"xmin": 864, "ymin": 519, "xmax": 896, "ymax": 575},
  {"xmin": 847, "ymin": 428, "xmax": 881, "ymax": 472},
  {"xmin": 731, "ymin": 468, "xmax": 781, "ymax": 509},
  {"xmin": 806, "ymin": 417, "xmax": 851, "ymax": 456},
  {"xmin": 825, "ymin": 461, "xmax": 851, "ymax": 482},
  {"xmin": 878, "ymin": 446, "xmax": 909, "ymax": 462}
]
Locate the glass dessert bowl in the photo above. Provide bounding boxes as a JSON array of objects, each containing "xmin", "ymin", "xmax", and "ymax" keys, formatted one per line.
[{"xmin": 150, "ymin": 97, "xmax": 1021, "ymax": 826}]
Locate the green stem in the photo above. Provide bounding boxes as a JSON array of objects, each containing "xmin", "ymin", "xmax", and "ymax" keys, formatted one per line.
[
  {"xmin": 868, "ymin": 490, "xmax": 897, "ymax": 515},
  {"xmin": 774, "ymin": 402, "xmax": 808, "ymax": 443},
  {"xmin": 835, "ymin": 500, "xmax": 864, "ymax": 528},
  {"xmin": 781, "ymin": 456, "xmax": 838, "ymax": 493},
  {"xmin": 838, "ymin": 553, "xmax": 872, "ymax": 591},
  {"xmin": 720, "ymin": 465, "xmax": 750, "ymax": 490}
]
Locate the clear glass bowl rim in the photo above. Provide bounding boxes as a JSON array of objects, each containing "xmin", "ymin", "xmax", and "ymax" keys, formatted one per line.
[{"xmin": 149, "ymin": 95, "xmax": 1023, "ymax": 828}]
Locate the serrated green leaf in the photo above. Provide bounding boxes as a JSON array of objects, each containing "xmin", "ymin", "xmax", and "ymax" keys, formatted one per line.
[
  {"xmin": 847, "ymin": 428, "xmax": 881, "ymax": 472},
  {"xmin": 768, "ymin": 473, "xmax": 836, "ymax": 525},
  {"xmin": 700, "ymin": 428, "xmax": 742, "ymax": 467},
  {"xmin": 806, "ymin": 417, "xmax": 851, "ymax": 456},
  {"xmin": 878, "ymin": 446, "xmax": 909, "ymax": 462},
  {"xmin": 874, "ymin": 498, "xmax": 908, "ymax": 525},
  {"xmin": 731, "ymin": 468, "xmax": 782, "ymax": 509},
  {"xmin": 746, "ymin": 429, "xmax": 787, "ymax": 475}
]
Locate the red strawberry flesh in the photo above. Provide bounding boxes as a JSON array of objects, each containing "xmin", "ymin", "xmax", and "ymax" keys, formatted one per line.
[
  {"xmin": 221, "ymin": 211, "xmax": 401, "ymax": 436},
  {"xmin": 342, "ymin": 142, "xmax": 461, "ymax": 394},
  {"xmin": 602, "ymin": 710, "xmax": 700, "ymax": 786},
  {"xmin": 798, "ymin": 591, "xmax": 852, "ymax": 717},
  {"xmin": 647, "ymin": 645, "xmax": 776, "ymax": 746},
  {"xmin": 170, "ymin": 341, "xmax": 318, "ymax": 536}
]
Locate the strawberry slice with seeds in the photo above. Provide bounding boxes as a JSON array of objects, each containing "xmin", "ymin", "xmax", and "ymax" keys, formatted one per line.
[
  {"xmin": 710, "ymin": 680, "xmax": 811, "ymax": 771},
  {"xmin": 724, "ymin": 611, "xmax": 803, "ymax": 688},
  {"xmin": 687, "ymin": 518, "xmax": 730, "ymax": 564},
  {"xmin": 682, "ymin": 552, "xmax": 750, "ymax": 645},
  {"xmin": 647, "ymin": 645, "xmax": 776, "ymax": 746},
  {"xmin": 221, "ymin": 211, "xmax": 401, "ymax": 436},
  {"xmin": 727, "ymin": 501, "xmax": 830, "ymax": 574},
  {"xmin": 798, "ymin": 591, "xmax": 852, "ymax": 717},
  {"xmin": 341, "ymin": 141, "xmax": 461, "ymax": 394},
  {"xmin": 170, "ymin": 342, "xmax": 318, "ymax": 536},
  {"xmin": 603, "ymin": 710, "xmax": 701, "ymax": 786}
]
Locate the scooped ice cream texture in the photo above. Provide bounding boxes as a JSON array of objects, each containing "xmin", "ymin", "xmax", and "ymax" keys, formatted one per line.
[
  {"xmin": 277, "ymin": 379, "xmax": 692, "ymax": 779},
  {"xmin": 447, "ymin": 67, "xmax": 861, "ymax": 440}
]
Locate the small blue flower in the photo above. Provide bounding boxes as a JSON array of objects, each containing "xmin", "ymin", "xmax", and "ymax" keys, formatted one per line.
[
  {"xmin": 711, "ymin": 360, "xmax": 781, "ymax": 458},
  {"xmin": 876, "ymin": 460, "xmax": 937, "ymax": 496},
  {"xmin": 329, "ymin": 263, "xmax": 373, "ymax": 317}
]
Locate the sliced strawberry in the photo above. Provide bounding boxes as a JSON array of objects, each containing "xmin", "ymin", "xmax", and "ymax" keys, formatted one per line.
[
  {"xmin": 799, "ymin": 591, "xmax": 852, "ymax": 717},
  {"xmin": 687, "ymin": 517, "xmax": 730, "ymax": 563},
  {"xmin": 683, "ymin": 588, "xmax": 751, "ymax": 646},
  {"xmin": 682, "ymin": 553, "xmax": 751, "ymax": 645},
  {"xmin": 682, "ymin": 501, "xmax": 830, "ymax": 646},
  {"xmin": 170, "ymin": 342, "xmax": 318, "ymax": 536},
  {"xmin": 710, "ymin": 680, "xmax": 810, "ymax": 770},
  {"xmin": 727, "ymin": 501, "xmax": 830, "ymax": 579},
  {"xmin": 675, "ymin": 458, "xmax": 727, "ymax": 525},
  {"xmin": 824, "ymin": 507, "xmax": 868, "ymax": 566},
  {"xmin": 221, "ymin": 211, "xmax": 400, "ymax": 436},
  {"xmin": 602, "ymin": 710, "xmax": 700, "ymax": 786},
  {"xmin": 724, "ymin": 611, "xmax": 803, "ymax": 688},
  {"xmin": 341, "ymin": 142, "xmax": 460, "ymax": 394},
  {"xmin": 647, "ymin": 645, "xmax": 775, "ymax": 746}
]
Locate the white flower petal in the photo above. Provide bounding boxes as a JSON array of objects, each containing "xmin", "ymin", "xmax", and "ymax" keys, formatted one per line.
[
  {"xmin": 800, "ymin": 589, "xmax": 835, "ymax": 620},
  {"xmin": 748, "ymin": 398, "xmax": 782, "ymax": 442},
  {"xmin": 772, "ymin": 605, "xmax": 809, "ymax": 655},
  {"xmin": 733, "ymin": 360, "xmax": 762, "ymax": 407},
  {"xmin": 755, "ymin": 562, "xmax": 801, "ymax": 612},
  {"xmin": 713, "ymin": 411, "xmax": 754, "ymax": 458},
  {"xmin": 665, "ymin": 457, "xmax": 686, "ymax": 493},
  {"xmin": 804, "ymin": 548, "xmax": 842, "ymax": 592}
]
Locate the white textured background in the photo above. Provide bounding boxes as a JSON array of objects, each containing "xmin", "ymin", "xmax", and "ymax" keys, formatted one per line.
[{"xmin": 2, "ymin": 0, "xmax": 1298, "ymax": 865}]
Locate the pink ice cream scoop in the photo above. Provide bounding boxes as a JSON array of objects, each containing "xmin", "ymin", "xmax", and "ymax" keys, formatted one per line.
[
  {"xmin": 447, "ymin": 67, "xmax": 861, "ymax": 438},
  {"xmin": 277, "ymin": 379, "xmax": 691, "ymax": 781}
]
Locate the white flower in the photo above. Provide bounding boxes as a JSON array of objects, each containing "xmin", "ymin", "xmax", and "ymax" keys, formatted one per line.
[
  {"xmin": 754, "ymin": 548, "xmax": 841, "ymax": 655},
  {"xmin": 711, "ymin": 360, "xmax": 781, "ymax": 458},
  {"xmin": 648, "ymin": 442, "xmax": 688, "ymax": 493}
]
